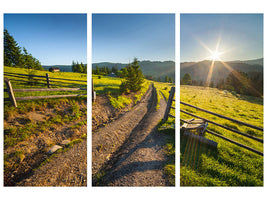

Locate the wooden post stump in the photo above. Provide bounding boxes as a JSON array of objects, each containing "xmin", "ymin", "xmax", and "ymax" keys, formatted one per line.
[
  {"xmin": 4, "ymin": 78, "xmax": 17, "ymax": 107},
  {"xmin": 46, "ymin": 73, "xmax": 50, "ymax": 88}
]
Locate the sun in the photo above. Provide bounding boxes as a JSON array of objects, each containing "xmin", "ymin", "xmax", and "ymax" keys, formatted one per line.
[{"xmin": 210, "ymin": 50, "xmax": 222, "ymax": 61}]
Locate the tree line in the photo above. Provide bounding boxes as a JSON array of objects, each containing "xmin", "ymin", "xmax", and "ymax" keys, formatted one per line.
[
  {"xmin": 92, "ymin": 64, "xmax": 173, "ymax": 83},
  {"xmin": 72, "ymin": 61, "xmax": 87, "ymax": 73},
  {"xmin": 181, "ymin": 71, "xmax": 263, "ymax": 97},
  {"xmin": 145, "ymin": 75, "xmax": 174, "ymax": 83},
  {"xmin": 4, "ymin": 29, "xmax": 43, "ymax": 70},
  {"xmin": 92, "ymin": 65, "xmax": 118, "ymax": 75}
]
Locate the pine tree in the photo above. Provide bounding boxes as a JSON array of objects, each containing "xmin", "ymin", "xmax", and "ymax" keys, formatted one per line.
[
  {"xmin": 181, "ymin": 73, "xmax": 192, "ymax": 85},
  {"xmin": 4, "ymin": 29, "xmax": 43, "ymax": 70},
  {"xmin": 165, "ymin": 75, "xmax": 169, "ymax": 82},
  {"xmin": 120, "ymin": 58, "xmax": 144, "ymax": 92},
  {"xmin": 4, "ymin": 29, "xmax": 23, "ymax": 67}
]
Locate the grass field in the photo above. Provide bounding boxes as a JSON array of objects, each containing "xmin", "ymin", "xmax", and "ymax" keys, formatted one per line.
[
  {"xmin": 4, "ymin": 66, "xmax": 87, "ymax": 99},
  {"xmin": 180, "ymin": 85, "xmax": 263, "ymax": 186},
  {"xmin": 92, "ymin": 74, "xmax": 150, "ymax": 109}
]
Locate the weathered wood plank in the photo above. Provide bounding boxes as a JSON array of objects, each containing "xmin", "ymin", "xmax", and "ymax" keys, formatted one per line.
[
  {"xmin": 15, "ymin": 94, "xmax": 87, "ymax": 101},
  {"xmin": 180, "ymin": 101, "xmax": 263, "ymax": 131},
  {"xmin": 49, "ymin": 76, "xmax": 87, "ymax": 82},
  {"xmin": 180, "ymin": 118, "xmax": 263, "ymax": 156},
  {"xmin": 180, "ymin": 109, "xmax": 263, "ymax": 143},
  {"xmin": 4, "ymin": 78, "xmax": 17, "ymax": 107},
  {"xmin": 163, "ymin": 87, "xmax": 175, "ymax": 122},
  {"xmin": 206, "ymin": 129, "xmax": 263, "ymax": 156},
  {"xmin": 92, "ymin": 78, "xmax": 96, "ymax": 103},
  {"xmin": 46, "ymin": 73, "xmax": 50, "ymax": 88},
  {"xmin": 4, "ymin": 72, "xmax": 46, "ymax": 78},
  {"xmin": 181, "ymin": 130, "xmax": 218, "ymax": 148},
  {"xmin": 13, "ymin": 87, "xmax": 86, "ymax": 92},
  {"xmin": 168, "ymin": 113, "xmax": 175, "ymax": 118}
]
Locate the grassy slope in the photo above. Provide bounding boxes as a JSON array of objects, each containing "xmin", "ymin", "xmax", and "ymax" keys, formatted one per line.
[
  {"xmin": 153, "ymin": 81, "xmax": 175, "ymax": 186},
  {"xmin": 92, "ymin": 74, "xmax": 150, "ymax": 109},
  {"xmin": 4, "ymin": 66, "xmax": 88, "ymax": 164},
  {"xmin": 4, "ymin": 66, "xmax": 87, "ymax": 98},
  {"xmin": 180, "ymin": 85, "xmax": 263, "ymax": 186}
]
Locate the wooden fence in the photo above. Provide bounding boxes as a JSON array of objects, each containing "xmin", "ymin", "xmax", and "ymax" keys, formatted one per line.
[
  {"xmin": 163, "ymin": 87, "xmax": 175, "ymax": 122},
  {"xmin": 180, "ymin": 101, "xmax": 263, "ymax": 156},
  {"xmin": 4, "ymin": 72, "xmax": 87, "ymax": 107}
]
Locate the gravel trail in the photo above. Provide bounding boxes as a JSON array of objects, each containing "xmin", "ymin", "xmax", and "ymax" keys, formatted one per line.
[
  {"xmin": 92, "ymin": 84, "xmax": 170, "ymax": 186},
  {"xmin": 18, "ymin": 140, "xmax": 87, "ymax": 186}
]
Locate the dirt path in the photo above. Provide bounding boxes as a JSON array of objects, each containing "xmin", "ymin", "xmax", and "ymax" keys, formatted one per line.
[
  {"xmin": 4, "ymin": 99, "xmax": 87, "ymax": 186},
  {"xmin": 18, "ymin": 140, "xmax": 87, "ymax": 186},
  {"xmin": 92, "ymin": 84, "xmax": 170, "ymax": 186}
]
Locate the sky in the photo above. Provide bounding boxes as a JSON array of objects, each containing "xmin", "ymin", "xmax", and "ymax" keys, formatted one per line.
[
  {"xmin": 92, "ymin": 14, "xmax": 175, "ymax": 63},
  {"xmin": 180, "ymin": 14, "xmax": 263, "ymax": 62},
  {"xmin": 4, "ymin": 14, "xmax": 87, "ymax": 65}
]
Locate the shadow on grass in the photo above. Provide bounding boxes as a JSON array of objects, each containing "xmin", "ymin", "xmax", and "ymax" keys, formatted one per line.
[
  {"xmin": 180, "ymin": 129, "xmax": 218, "ymax": 170},
  {"xmin": 229, "ymin": 91, "xmax": 263, "ymax": 105}
]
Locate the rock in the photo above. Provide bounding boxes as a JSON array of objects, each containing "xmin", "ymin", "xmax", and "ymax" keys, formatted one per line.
[
  {"xmin": 61, "ymin": 140, "xmax": 71, "ymax": 146},
  {"xmin": 48, "ymin": 145, "xmax": 62, "ymax": 154}
]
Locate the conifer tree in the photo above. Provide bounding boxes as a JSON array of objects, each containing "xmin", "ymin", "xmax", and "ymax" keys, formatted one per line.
[
  {"xmin": 4, "ymin": 29, "xmax": 23, "ymax": 67},
  {"xmin": 120, "ymin": 58, "xmax": 144, "ymax": 92}
]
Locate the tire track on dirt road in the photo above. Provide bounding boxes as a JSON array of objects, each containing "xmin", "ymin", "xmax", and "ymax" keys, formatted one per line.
[{"xmin": 92, "ymin": 84, "xmax": 171, "ymax": 186}]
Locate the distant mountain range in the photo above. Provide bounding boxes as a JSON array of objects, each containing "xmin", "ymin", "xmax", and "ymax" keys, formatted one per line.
[
  {"xmin": 180, "ymin": 58, "xmax": 263, "ymax": 83},
  {"xmin": 92, "ymin": 60, "xmax": 175, "ymax": 81}
]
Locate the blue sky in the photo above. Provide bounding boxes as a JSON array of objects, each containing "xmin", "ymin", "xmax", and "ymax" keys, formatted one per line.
[
  {"xmin": 92, "ymin": 14, "xmax": 175, "ymax": 63},
  {"xmin": 180, "ymin": 14, "xmax": 263, "ymax": 62},
  {"xmin": 4, "ymin": 14, "xmax": 87, "ymax": 65}
]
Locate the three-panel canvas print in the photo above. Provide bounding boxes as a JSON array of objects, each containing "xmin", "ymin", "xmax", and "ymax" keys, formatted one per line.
[{"xmin": 2, "ymin": 13, "xmax": 263, "ymax": 187}]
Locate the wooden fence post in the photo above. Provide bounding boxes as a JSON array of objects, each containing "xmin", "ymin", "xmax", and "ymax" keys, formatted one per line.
[
  {"xmin": 92, "ymin": 78, "xmax": 96, "ymax": 103},
  {"xmin": 4, "ymin": 78, "xmax": 17, "ymax": 107},
  {"xmin": 46, "ymin": 73, "xmax": 50, "ymax": 88},
  {"xmin": 163, "ymin": 87, "xmax": 175, "ymax": 122}
]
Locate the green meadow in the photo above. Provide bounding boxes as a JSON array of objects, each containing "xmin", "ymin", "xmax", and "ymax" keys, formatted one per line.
[
  {"xmin": 180, "ymin": 85, "xmax": 263, "ymax": 186},
  {"xmin": 4, "ymin": 66, "xmax": 87, "ymax": 147},
  {"xmin": 92, "ymin": 74, "xmax": 150, "ymax": 109},
  {"xmin": 4, "ymin": 66, "xmax": 87, "ymax": 99}
]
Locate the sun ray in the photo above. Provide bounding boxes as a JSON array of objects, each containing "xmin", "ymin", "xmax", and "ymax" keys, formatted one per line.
[
  {"xmin": 195, "ymin": 36, "xmax": 261, "ymax": 96},
  {"xmin": 217, "ymin": 59, "xmax": 262, "ymax": 97},
  {"xmin": 205, "ymin": 60, "xmax": 215, "ymax": 87}
]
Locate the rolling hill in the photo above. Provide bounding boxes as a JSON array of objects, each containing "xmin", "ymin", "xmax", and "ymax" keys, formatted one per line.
[
  {"xmin": 180, "ymin": 58, "xmax": 263, "ymax": 83},
  {"xmin": 92, "ymin": 60, "xmax": 175, "ymax": 81}
]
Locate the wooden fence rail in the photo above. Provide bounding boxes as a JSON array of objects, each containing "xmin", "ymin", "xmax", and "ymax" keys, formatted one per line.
[
  {"xmin": 180, "ymin": 101, "xmax": 263, "ymax": 131},
  {"xmin": 4, "ymin": 72, "xmax": 87, "ymax": 88},
  {"xmin": 180, "ymin": 101, "xmax": 263, "ymax": 156},
  {"xmin": 163, "ymin": 87, "xmax": 175, "ymax": 122},
  {"xmin": 4, "ymin": 72, "xmax": 87, "ymax": 107}
]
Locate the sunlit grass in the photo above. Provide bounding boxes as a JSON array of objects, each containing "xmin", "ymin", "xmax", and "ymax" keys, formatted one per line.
[
  {"xmin": 180, "ymin": 85, "xmax": 263, "ymax": 186},
  {"xmin": 4, "ymin": 66, "xmax": 87, "ymax": 98},
  {"xmin": 92, "ymin": 75, "xmax": 122, "ymax": 95}
]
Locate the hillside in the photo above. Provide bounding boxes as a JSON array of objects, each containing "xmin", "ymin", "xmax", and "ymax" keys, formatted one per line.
[
  {"xmin": 180, "ymin": 59, "xmax": 263, "ymax": 83},
  {"xmin": 180, "ymin": 85, "xmax": 263, "ymax": 186},
  {"xmin": 4, "ymin": 66, "xmax": 87, "ymax": 186},
  {"xmin": 92, "ymin": 60, "xmax": 175, "ymax": 81}
]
